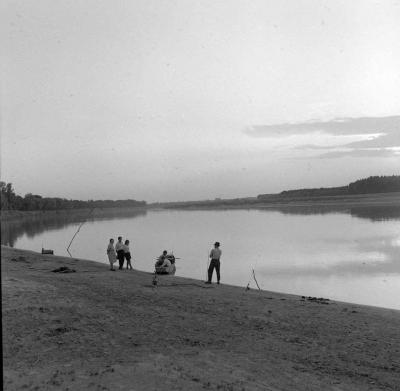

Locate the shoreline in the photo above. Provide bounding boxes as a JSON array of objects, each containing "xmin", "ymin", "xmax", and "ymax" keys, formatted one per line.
[
  {"xmin": 6, "ymin": 244, "xmax": 400, "ymax": 312},
  {"xmin": 151, "ymin": 191, "xmax": 400, "ymax": 210},
  {"xmin": 2, "ymin": 191, "xmax": 399, "ymax": 222},
  {"xmin": 1, "ymin": 206, "xmax": 148, "ymax": 222},
  {"xmin": 2, "ymin": 246, "xmax": 400, "ymax": 390}
]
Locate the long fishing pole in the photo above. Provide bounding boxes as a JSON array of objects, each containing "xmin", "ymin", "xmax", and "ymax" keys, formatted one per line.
[
  {"xmin": 66, "ymin": 208, "xmax": 95, "ymax": 257},
  {"xmin": 206, "ymin": 247, "xmax": 211, "ymax": 282},
  {"xmin": 245, "ymin": 258, "xmax": 261, "ymax": 291},
  {"xmin": 252, "ymin": 269, "xmax": 261, "ymax": 290}
]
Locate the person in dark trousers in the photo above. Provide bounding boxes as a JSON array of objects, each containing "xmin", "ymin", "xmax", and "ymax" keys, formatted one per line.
[
  {"xmin": 115, "ymin": 236, "xmax": 125, "ymax": 270},
  {"xmin": 206, "ymin": 242, "xmax": 222, "ymax": 284},
  {"xmin": 124, "ymin": 239, "xmax": 132, "ymax": 270}
]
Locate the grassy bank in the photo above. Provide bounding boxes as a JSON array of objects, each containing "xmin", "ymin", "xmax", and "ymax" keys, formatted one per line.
[
  {"xmin": 151, "ymin": 191, "xmax": 400, "ymax": 210},
  {"xmin": 2, "ymin": 246, "xmax": 400, "ymax": 390}
]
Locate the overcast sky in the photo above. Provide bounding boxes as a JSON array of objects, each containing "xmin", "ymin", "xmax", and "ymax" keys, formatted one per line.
[{"xmin": 1, "ymin": 0, "xmax": 399, "ymax": 202}]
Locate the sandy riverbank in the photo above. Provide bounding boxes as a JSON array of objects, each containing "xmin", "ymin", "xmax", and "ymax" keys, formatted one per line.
[{"xmin": 2, "ymin": 246, "xmax": 400, "ymax": 390}]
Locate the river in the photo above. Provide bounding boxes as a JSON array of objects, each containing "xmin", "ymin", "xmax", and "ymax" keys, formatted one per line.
[{"xmin": 2, "ymin": 206, "xmax": 400, "ymax": 309}]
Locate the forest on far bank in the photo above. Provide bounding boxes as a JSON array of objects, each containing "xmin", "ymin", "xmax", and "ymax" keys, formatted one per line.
[
  {"xmin": 257, "ymin": 175, "xmax": 400, "ymax": 200},
  {"xmin": 1, "ymin": 175, "xmax": 399, "ymax": 212},
  {"xmin": 154, "ymin": 175, "xmax": 400, "ymax": 208},
  {"xmin": 0, "ymin": 182, "xmax": 146, "ymax": 211}
]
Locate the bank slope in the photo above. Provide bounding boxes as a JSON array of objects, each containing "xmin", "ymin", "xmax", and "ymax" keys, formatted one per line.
[{"xmin": 2, "ymin": 246, "xmax": 400, "ymax": 391}]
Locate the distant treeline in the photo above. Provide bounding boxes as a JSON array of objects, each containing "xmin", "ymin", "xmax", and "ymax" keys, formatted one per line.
[
  {"xmin": 2, "ymin": 175, "xmax": 399, "ymax": 212},
  {"xmin": 0, "ymin": 182, "xmax": 146, "ymax": 211},
  {"xmin": 153, "ymin": 175, "xmax": 400, "ymax": 209},
  {"xmin": 258, "ymin": 175, "xmax": 400, "ymax": 200},
  {"xmin": 348, "ymin": 175, "xmax": 400, "ymax": 194}
]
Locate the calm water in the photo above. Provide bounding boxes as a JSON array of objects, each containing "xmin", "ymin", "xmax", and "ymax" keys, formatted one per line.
[{"xmin": 2, "ymin": 207, "xmax": 400, "ymax": 309}]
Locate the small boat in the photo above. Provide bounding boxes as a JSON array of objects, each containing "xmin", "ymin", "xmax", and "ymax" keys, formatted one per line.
[
  {"xmin": 154, "ymin": 253, "xmax": 176, "ymax": 275},
  {"xmin": 41, "ymin": 248, "xmax": 54, "ymax": 255}
]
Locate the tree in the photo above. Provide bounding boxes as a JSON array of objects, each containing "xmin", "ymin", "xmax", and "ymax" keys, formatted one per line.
[{"xmin": 0, "ymin": 181, "xmax": 16, "ymax": 210}]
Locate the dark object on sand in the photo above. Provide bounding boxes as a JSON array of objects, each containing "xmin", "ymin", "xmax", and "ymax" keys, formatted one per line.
[
  {"xmin": 52, "ymin": 266, "xmax": 76, "ymax": 273},
  {"xmin": 306, "ymin": 296, "xmax": 330, "ymax": 304},
  {"xmin": 42, "ymin": 248, "xmax": 54, "ymax": 255},
  {"xmin": 11, "ymin": 256, "xmax": 28, "ymax": 263}
]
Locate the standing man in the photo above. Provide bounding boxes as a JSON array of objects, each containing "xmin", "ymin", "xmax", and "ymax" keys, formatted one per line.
[
  {"xmin": 115, "ymin": 236, "xmax": 125, "ymax": 270},
  {"xmin": 206, "ymin": 242, "xmax": 222, "ymax": 284}
]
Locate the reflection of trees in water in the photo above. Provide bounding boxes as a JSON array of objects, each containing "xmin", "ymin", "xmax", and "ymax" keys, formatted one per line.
[
  {"xmin": 2, "ymin": 205, "xmax": 399, "ymax": 248},
  {"xmin": 267, "ymin": 205, "xmax": 349, "ymax": 216},
  {"xmin": 269, "ymin": 205, "xmax": 400, "ymax": 221},
  {"xmin": 2, "ymin": 216, "xmax": 72, "ymax": 247},
  {"xmin": 1, "ymin": 209, "xmax": 147, "ymax": 247},
  {"xmin": 350, "ymin": 206, "xmax": 400, "ymax": 221}
]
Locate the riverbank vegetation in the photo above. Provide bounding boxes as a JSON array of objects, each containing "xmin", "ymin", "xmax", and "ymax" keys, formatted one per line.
[
  {"xmin": 260, "ymin": 175, "xmax": 400, "ymax": 200},
  {"xmin": 1, "ymin": 176, "xmax": 399, "ymax": 213},
  {"xmin": 152, "ymin": 176, "xmax": 400, "ymax": 209},
  {"xmin": 0, "ymin": 182, "xmax": 146, "ymax": 211}
]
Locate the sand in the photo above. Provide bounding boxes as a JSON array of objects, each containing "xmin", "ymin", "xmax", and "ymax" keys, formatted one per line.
[{"xmin": 2, "ymin": 246, "xmax": 400, "ymax": 390}]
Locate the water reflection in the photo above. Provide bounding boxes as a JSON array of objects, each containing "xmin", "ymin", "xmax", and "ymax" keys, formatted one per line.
[
  {"xmin": 350, "ymin": 205, "xmax": 400, "ymax": 221},
  {"xmin": 2, "ymin": 205, "xmax": 399, "ymax": 248},
  {"xmin": 2, "ymin": 206, "xmax": 399, "ymax": 309},
  {"xmin": 259, "ymin": 234, "xmax": 400, "ymax": 277},
  {"xmin": 1, "ymin": 208, "xmax": 147, "ymax": 247},
  {"xmin": 269, "ymin": 204, "xmax": 400, "ymax": 221}
]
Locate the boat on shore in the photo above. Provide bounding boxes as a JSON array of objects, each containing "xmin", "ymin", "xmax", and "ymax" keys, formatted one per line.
[{"xmin": 154, "ymin": 253, "xmax": 177, "ymax": 275}]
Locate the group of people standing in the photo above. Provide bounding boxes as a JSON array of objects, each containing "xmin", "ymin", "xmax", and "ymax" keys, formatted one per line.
[
  {"xmin": 107, "ymin": 237, "xmax": 132, "ymax": 271},
  {"xmin": 106, "ymin": 238, "xmax": 223, "ymax": 284}
]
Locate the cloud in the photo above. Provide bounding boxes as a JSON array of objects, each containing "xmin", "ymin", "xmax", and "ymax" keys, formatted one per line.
[
  {"xmin": 317, "ymin": 148, "xmax": 400, "ymax": 159},
  {"xmin": 346, "ymin": 131, "xmax": 400, "ymax": 149},
  {"xmin": 245, "ymin": 116, "xmax": 400, "ymax": 137},
  {"xmin": 245, "ymin": 116, "xmax": 400, "ymax": 158},
  {"xmin": 295, "ymin": 144, "xmax": 335, "ymax": 150}
]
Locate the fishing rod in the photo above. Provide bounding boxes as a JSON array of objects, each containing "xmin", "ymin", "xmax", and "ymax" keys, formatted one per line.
[
  {"xmin": 66, "ymin": 208, "xmax": 95, "ymax": 257},
  {"xmin": 206, "ymin": 248, "xmax": 211, "ymax": 281},
  {"xmin": 252, "ymin": 269, "xmax": 261, "ymax": 290},
  {"xmin": 245, "ymin": 258, "xmax": 261, "ymax": 291}
]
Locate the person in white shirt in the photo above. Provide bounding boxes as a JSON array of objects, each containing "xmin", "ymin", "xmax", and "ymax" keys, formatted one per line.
[
  {"xmin": 115, "ymin": 236, "xmax": 125, "ymax": 270},
  {"xmin": 124, "ymin": 239, "xmax": 132, "ymax": 270},
  {"xmin": 206, "ymin": 242, "xmax": 222, "ymax": 284},
  {"xmin": 106, "ymin": 238, "xmax": 116, "ymax": 271}
]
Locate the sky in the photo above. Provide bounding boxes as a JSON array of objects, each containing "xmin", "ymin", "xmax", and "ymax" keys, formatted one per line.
[{"xmin": 1, "ymin": 0, "xmax": 399, "ymax": 202}]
